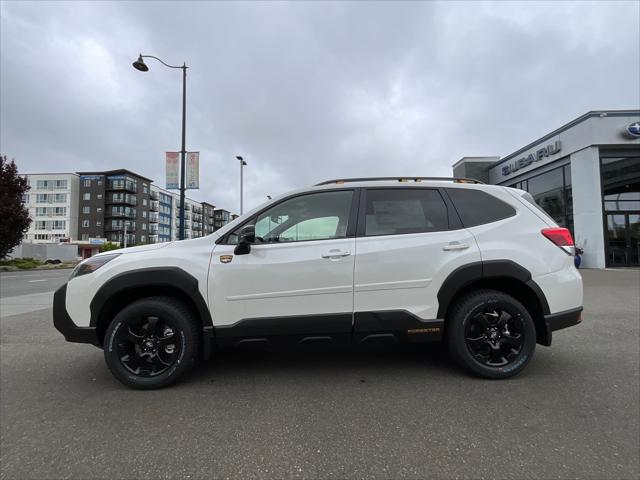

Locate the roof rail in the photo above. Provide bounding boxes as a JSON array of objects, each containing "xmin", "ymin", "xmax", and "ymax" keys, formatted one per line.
[{"xmin": 315, "ymin": 176, "xmax": 484, "ymax": 186}]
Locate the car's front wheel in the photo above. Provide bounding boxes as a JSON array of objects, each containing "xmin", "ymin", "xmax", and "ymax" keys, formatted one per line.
[
  {"xmin": 447, "ymin": 289, "xmax": 536, "ymax": 379},
  {"xmin": 103, "ymin": 297, "xmax": 200, "ymax": 389}
]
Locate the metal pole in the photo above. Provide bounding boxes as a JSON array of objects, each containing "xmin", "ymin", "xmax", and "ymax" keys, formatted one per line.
[
  {"xmin": 179, "ymin": 64, "xmax": 187, "ymax": 240},
  {"xmin": 240, "ymin": 160, "xmax": 243, "ymax": 215}
]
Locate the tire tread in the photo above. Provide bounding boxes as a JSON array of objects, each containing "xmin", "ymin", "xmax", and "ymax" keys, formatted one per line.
[{"xmin": 446, "ymin": 289, "xmax": 535, "ymax": 379}]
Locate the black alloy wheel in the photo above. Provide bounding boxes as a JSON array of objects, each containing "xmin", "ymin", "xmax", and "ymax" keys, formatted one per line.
[
  {"xmin": 104, "ymin": 297, "xmax": 199, "ymax": 389},
  {"xmin": 447, "ymin": 289, "xmax": 536, "ymax": 379},
  {"xmin": 116, "ymin": 315, "xmax": 181, "ymax": 377},
  {"xmin": 464, "ymin": 308, "xmax": 525, "ymax": 367}
]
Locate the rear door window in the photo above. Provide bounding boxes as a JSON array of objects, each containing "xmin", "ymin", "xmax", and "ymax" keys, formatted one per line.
[{"xmin": 363, "ymin": 188, "xmax": 449, "ymax": 236}]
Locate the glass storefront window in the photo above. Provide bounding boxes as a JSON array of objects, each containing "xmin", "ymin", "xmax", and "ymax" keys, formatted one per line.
[
  {"xmin": 601, "ymin": 157, "xmax": 640, "ymax": 212},
  {"xmin": 603, "ymin": 191, "xmax": 640, "ymax": 212},
  {"xmin": 601, "ymin": 156, "xmax": 640, "ymax": 267},
  {"xmin": 527, "ymin": 169, "xmax": 564, "ymax": 197},
  {"xmin": 535, "ymin": 189, "xmax": 565, "ymax": 224},
  {"xmin": 519, "ymin": 165, "xmax": 572, "ymax": 232}
]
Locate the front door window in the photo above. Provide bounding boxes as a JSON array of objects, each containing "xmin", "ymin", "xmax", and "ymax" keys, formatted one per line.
[{"xmin": 231, "ymin": 190, "xmax": 354, "ymax": 244}]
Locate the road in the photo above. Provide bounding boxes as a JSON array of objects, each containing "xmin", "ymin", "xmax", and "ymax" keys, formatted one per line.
[
  {"xmin": 0, "ymin": 269, "xmax": 70, "ymax": 318},
  {"xmin": 1, "ymin": 269, "xmax": 639, "ymax": 479}
]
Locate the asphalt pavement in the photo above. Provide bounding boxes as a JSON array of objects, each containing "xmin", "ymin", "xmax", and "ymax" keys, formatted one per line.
[
  {"xmin": 0, "ymin": 269, "xmax": 71, "ymax": 318},
  {"xmin": 1, "ymin": 269, "xmax": 639, "ymax": 479}
]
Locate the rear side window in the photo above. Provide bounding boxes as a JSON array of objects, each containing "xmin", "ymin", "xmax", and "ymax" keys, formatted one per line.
[
  {"xmin": 520, "ymin": 191, "xmax": 556, "ymax": 224},
  {"xmin": 364, "ymin": 188, "xmax": 449, "ymax": 236},
  {"xmin": 447, "ymin": 188, "xmax": 516, "ymax": 227}
]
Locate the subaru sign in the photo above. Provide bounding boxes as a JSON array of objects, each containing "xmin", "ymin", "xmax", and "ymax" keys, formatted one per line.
[
  {"xmin": 501, "ymin": 141, "xmax": 562, "ymax": 176},
  {"xmin": 625, "ymin": 122, "xmax": 640, "ymax": 138}
]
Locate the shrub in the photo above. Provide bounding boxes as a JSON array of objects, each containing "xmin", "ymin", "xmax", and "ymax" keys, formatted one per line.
[{"xmin": 0, "ymin": 257, "xmax": 42, "ymax": 269}]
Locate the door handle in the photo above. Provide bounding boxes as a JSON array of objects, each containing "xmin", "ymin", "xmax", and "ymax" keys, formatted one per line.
[
  {"xmin": 321, "ymin": 249, "xmax": 351, "ymax": 259},
  {"xmin": 443, "ymin": 242, "xmax": 470, "ymax": 251}
]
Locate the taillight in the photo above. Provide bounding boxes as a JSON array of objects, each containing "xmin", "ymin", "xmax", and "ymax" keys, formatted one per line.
[{"xmin": 541, "ymin": 227, "xmax": 575, "ymax": 255}]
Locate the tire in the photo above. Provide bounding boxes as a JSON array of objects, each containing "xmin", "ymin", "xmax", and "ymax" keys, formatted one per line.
[
  {"xmin": 446, "ymin": 289, "xmax": 536, "ymax": 379},
  {"xmin": 103, "ymin": 297, "xmax": 200, "ymax": 389}
]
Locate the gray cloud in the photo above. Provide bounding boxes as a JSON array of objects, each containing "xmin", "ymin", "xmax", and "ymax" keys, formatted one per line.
[{"xmin": 2, "ymin": 0, "xmax": 638, "ymax": 213}]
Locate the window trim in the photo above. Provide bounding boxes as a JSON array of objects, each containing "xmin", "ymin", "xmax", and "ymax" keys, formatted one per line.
[
  {"xmin": 356, "ymin": 187, "xmax": 457, "ymax": 238},
  {"xmin": 216, "ymin": 188, "xmax": 360, "ymax": 245}
]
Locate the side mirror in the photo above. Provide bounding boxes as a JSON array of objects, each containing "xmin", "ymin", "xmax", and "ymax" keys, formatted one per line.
[{"xmin": 234, "ymin": 224, "xmax": 255, "ymax": 255}]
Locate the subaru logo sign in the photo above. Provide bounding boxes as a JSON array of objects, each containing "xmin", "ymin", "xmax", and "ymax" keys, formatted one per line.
[
  {"xmin": 625, "ymin": 122, "xmax": 640, "ymax": 138},
  {"xmin": 501, "ymin": 141, "xmax": 562, "ymax": 176}
]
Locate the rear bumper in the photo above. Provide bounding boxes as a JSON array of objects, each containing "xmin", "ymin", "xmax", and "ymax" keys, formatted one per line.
[
  {"xmin": 53, "ymin": 284, "xmax": 100, "ymax": 346},
  {"xmin": 541, "ymin": 306, "xmax": 583, "ymax": 346}
]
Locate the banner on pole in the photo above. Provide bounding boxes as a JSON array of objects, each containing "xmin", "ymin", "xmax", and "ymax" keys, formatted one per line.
[
  {"xmin": 165, "ymin": 152, "xmax": 180, "ymax": 189},
  {"xmin": 186, "ymin": 152, "xmax": 199, "ymax": 189}
]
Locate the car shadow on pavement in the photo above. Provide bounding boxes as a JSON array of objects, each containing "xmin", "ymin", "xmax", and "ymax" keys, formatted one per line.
[{"xmin": 187, "ymin": 342, "xmax": 462, "ymax": 384}]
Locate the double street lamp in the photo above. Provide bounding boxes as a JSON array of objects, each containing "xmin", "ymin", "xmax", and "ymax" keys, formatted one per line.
[{"xmin": 132, "ymin": 54, "xmax": 189, "ymax": 240}]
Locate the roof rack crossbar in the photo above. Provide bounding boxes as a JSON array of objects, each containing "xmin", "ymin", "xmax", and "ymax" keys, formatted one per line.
[{"xmin": 315, "ymin": 176, "xmax": 484, "ymax": 186}]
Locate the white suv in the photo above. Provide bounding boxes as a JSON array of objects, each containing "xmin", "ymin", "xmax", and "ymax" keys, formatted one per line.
[{"xmin": 54, "ymin": 177, "xmax": 583, "ymax": 389}]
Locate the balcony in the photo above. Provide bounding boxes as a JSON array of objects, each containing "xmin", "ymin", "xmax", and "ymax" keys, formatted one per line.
[
  {"xmin": 107, "ymin": 181, "xmax": 137, "ymax": 193},
  {"xmin": 107, "ymin": 194, "xmax": 137, "ymax": 206},
  {"xmin": 150, "ymin": 200, "xmax": 159, "ymax": 212},
  {"xmin": 107, "ymin": 233, "xmax": 136, "ymax": 246},
  {"xmin": 37, "ymin": 196, "xmax": 68, "ymax": 204},
  {"xmin": 149, "ymin": 234, "xmax": 159, "ymax": 243},
  {"xmin": 106, "ymin": 208, "xmax": 136, "ymax": 219},
  {"xmin": 149, "ymin": 213, "xmax": 159, "ymax": 223},
  {"xmin": 105, "ymin": 225, "xmax": 136, "ymax": 232},
  {"xmin": 150, "ymin": 191, "xmax": 159, "ymax": 201},
  {"xmin": 149, "ymin": 225, "xmax": 159, "ymax": 234}
]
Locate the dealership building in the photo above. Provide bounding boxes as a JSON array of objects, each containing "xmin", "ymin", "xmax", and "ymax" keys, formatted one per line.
[{"xmin": 453, "ymin": 110, "xmax": 640, "ymax": 268}]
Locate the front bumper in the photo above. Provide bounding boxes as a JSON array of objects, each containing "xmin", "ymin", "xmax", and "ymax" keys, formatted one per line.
[
  {"xmin": 541, "ymin": 306, "xmax": 583, "ymax": 346},
  {"xmin": 53, "ymin": 284, "xmax": 100, "ymax": 346}
]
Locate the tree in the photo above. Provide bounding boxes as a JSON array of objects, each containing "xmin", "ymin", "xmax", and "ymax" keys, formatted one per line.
[
  {"xmin": 100, "ymin": 241, "xmax": 121, "ymax": 252},
  {"xmin": 0, "ymin": 156, "xmax": 31, "ymax": 259}
]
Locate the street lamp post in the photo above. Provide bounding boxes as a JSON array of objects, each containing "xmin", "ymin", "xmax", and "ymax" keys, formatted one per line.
[
  {"xmin": 133, "ymin": 54, "xmax": 188, "ymax": 240},
  {"xmin": 236, "ymin": 156, "xmax": 247, "ymax": 215}
]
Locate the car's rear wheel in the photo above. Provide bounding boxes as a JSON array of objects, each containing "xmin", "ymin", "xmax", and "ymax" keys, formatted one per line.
[
  {"xmin": 103, "ymin": 297, "xmax": 199, "ymax": 389},
  {"xmin": 447, "ymin": 289, "xmax": 536, "ymax": 379}
]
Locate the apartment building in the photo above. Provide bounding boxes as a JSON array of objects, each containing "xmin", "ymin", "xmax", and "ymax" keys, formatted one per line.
[
  {"xmin": 202, "ymin": 202, "xmax": 216, "ymax": 235},
  {"xmin": 20, "ymin": 169, "xmax": 234, "ymax": 248},
  {"xmin": 76, "ymin": 169, "xmax": 153, "ymax": 246},
  {"xmin": 189, "ymin": 199, "xmax": 203, "ymax": 239},
  {"xmin": 152, "ymin": 185, "xmax": 174, "ymax": 243},
  {"xmin": 21, "ymin": 173, "xmax": 80, "ymax": 243},
  {"xmin": 214, "ymin": 209, "xmax": 232, "ymax": 230},
  {"xmin": 151, "ymin": 189, "xmax": 234, "ymax": 241}
]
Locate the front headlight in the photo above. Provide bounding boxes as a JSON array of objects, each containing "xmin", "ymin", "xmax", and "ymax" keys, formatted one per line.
[{"xmin": 69, "ymin": 253, "xmax": 121, "ymax": 279}]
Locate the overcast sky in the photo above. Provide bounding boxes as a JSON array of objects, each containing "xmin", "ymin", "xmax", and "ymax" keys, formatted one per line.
[{"xmin": 1, "ymin": 1, "xmax": 639, "ymax": 213}]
